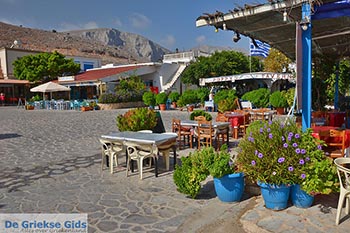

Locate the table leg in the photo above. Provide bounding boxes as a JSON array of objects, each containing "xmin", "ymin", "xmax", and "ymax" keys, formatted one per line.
[
  {"xmin": 155, "ymin": 153, "xmax": 159, "ymax": 177},
  {"xmin": 226, "ymin": 127, "xmax": 229, "ymax": 145},
  {"xmin": 173, "ymin": 145, "xmax": 177, "ymax": 169}
]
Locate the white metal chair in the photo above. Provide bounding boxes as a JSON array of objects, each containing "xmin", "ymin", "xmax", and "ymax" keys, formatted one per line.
[
  {"xmin": 125, "ymin": 141, "xmax": 157, "ymax": 180},
  {"xmin": 99, "ymin": 138, "xmax": 124, "ymax": 174},
  {"xmin": 334, "ymin": 157, "xmax": 350, "ymax": 225}
]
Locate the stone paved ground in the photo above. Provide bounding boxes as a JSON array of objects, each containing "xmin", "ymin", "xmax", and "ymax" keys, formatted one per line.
[
  {"xmin": 1, "ymin": 107, "xmax": 350, "ymax": 233},
  {"xmin": 0, "ymin": 107, "xmax": 250, "ymax": 232}
]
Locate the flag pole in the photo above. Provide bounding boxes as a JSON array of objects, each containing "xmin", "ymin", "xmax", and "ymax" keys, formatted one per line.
[{"xmin": 249, "ymin": 39, "xmax": 252, "ymax": 73}]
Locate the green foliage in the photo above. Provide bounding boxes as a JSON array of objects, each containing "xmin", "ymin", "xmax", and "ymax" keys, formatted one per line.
[
  {"xmin": 241, "ymin": 88, "xmax": 270, "ymax": 108},
  {"xmin": 177, "ymin": 90, "xmax": 199, "ymax": 106},
  {"xmin": 194, "ymin": 87, "xmax": 210, "ymax": 104},
  {"xmin": 269, "ymin": 91, "xmax": 288, "ymax": 108},
  {"xmin": 189, "ymin": 110, "xmax": 212, "ymax": 121},
  {"xmin": 238, "ymin": 120, "xmax": 339, "ymax": 194},
  {"xmin": 155, "ymin": 92, "xmax": 168, "ymax": 105},
  {"xmin": 181, "ymin": 51, "xmax": 263, "ymax": 86},
  {"xmin": 263, "ymin": 48, "xmax": 292, "ymax": 73},
  {"xmin": 13, "ymin": 51, "xmax": 80, "ymax": 82},
  {"xmin": 116, "ymin": 108, "xmax": 157, "ymax": 131},
  {"xmin": 213, "ymin": 89, "xmax": 237, "ymax": 104},
  {"xmin": 217, "ymin": 99, "xmax": 237, "ymax": 113},
  {"xmin": 30, "ymin": 94, "xmax": 41, "ymax": 102},
  {"xmin": 173, "ymin": 146, "xmax": 236, "ymax": 198},
  {"xmin": 281, "ymin": 88, "xmax": 295, "ymax": 108},
  {"xmin": 115, "ymin": 75, "xmax": 146, "ymax": 102},
  {"xmin": 168, "ymin": 91, "xmax": 180, "ymax": 103},
  {"xmin": 142, "ymin": 91, "xmax": 156, "ymax": 106}
]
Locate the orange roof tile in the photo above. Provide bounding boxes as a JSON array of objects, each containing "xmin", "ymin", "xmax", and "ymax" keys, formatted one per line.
[{"xmin": 74, "ymin": 65, "xmax": 142, "ymax": 82}]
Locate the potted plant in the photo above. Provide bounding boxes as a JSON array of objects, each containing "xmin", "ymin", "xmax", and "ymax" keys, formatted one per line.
[
  {"xmin": 173, "ymin": 146, "xmax": 244, "ymax": 202},
  {"xmin": 168, "ymin": 91, "xmax": 180, "ymax": 108},
  {"xmin": 142, "ymin": 91, "xmax": 156, "ymax": 108},
  {"xmin": 289, "ymin": 129, "xmax": 339, "ymax": 208},
  {"xmin": 269, "ymin": 91, "xmax": 288, "ymax": 115},
  {"xmin": 189, "ymin": 110, "xmax": 213, "ymax": 121},
  {"xmin": 241, "ymin": 88, "xmax": 270, "ymax": 108},
  {"xmin": 237, "ymin": 119, "xmax": 302, "ymax": 210},
  {"xmin": 177, "ymin": 90, "xmax": 198, "ymax": 112},
  {"xmin": 156, "ymin": 92, "xmax": 168, "ymax": 111},
  {"xmin": 237, "ymin": 119, "xmax": 339, "ymax": 210}
]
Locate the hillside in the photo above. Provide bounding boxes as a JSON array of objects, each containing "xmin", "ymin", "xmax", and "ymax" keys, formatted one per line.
[{"xmin": 0, "ymin": 22, "xmax": 171, "ymax": 65}]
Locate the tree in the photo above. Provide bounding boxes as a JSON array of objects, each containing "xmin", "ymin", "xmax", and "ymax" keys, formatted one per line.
[
  {"xmin": 181, "ymin": 50, "xmax": 263, "ymax": 86},
  {"xmin": 263, "ymin": 48, "xmax": 291, "ymax": 73},
  {"xmin": 13, "ymin": 51, "xmax": 80, "ymax": 82}
]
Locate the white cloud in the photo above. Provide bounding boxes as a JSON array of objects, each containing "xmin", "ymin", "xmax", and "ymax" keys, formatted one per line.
[
  {"xmin": 113, "ymin": 18, "xmax": 123, "ymax": 28},
  {"xmin": 129, "ymin": 12, "xmax": 151, "ymax": 30},
  {"xmin": 58, "ymin": 21, "xmax": 99, "ymax": 31},
  {"xmin": 160, "ymin": 35, "xmax": 176, "ymax": 48},
  {"xmin": 196, "ymin": 35, "xmax": 206, "ymax": 44}
]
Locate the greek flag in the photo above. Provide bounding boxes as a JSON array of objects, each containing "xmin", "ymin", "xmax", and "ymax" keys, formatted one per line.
[{"xmin": 250, "ymin": 39, "xmax": 270, "ymax": 58}]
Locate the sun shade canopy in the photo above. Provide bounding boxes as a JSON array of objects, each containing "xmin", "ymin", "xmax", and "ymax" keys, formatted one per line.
[{"xmin": 196, "ymin": 0, "xmax": 350, "ymax": 60}]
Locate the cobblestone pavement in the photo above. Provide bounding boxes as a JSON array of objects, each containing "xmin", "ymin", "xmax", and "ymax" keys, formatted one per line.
[
  {"xmin": 0, "ymin": 107, "xmax": 251, "ymax": 232},
  {"xmin": 0, "ymin": 107, "xmax": 349, "ymax": 233}
]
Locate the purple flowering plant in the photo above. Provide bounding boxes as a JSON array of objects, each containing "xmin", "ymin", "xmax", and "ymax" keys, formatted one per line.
[{"xmin": 237, "ymin": 119, "xmax": 338, "ymax": 193}]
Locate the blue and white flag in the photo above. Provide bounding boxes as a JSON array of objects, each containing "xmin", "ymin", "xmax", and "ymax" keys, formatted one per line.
[{"xmin": 250, "ymin": 39, "xmax": 271, "ymax": 58}]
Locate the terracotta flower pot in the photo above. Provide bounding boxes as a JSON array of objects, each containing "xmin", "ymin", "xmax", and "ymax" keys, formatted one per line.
[{"xmin": 159, "ymin": 104, "xmax": 166, "ymax": 111}]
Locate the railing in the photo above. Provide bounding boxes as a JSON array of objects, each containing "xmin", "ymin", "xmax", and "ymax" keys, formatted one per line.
[{"xmin": 162, "ymin": 64, "xmax": 187, "ymax": 92}]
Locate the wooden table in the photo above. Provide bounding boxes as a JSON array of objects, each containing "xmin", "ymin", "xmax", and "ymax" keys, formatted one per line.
[{"xmin": 180, "ymin": 120, "xmax": 230, "ymax": 148}]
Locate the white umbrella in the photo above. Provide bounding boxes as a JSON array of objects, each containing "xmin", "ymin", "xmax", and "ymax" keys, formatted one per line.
[{"xmin": 30, "ymin": 81, "xmax": 71, "ymax": 100}]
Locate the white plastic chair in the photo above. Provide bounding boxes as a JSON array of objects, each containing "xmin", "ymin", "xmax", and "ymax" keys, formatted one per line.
[
  {"xmin": 334, "ymin": 157, "xmax": 350, "ymax": 225},
  {"xmin": 99, "ymin": 138, "xmax": 124, "ymax": 174},
  {"xmin": 125, "ymin": 141, "xmax": 157, "ymax": 180},
  {"xmin": 159, "ymin": 132, "xmax": 177, "ymax": 170}
]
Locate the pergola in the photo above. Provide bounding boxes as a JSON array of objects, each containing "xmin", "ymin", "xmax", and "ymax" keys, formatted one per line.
[{"xmin": 196, "ymin": 0, "xmax": 350, "ymax": 130}]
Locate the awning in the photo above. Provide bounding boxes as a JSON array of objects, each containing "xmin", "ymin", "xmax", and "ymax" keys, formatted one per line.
[
  {"xmin": 195, "ymin": 0, "xmax": 350, "ymax": 60},
  {"xmin": 0, "ymin": 79, "xmax": 29, "ymax": 84},
  {"xmin": 199, "ymin": 72, "xmax": 294, "ymax": 86}
]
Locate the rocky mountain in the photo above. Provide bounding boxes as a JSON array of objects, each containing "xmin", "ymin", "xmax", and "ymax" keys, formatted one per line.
[
  {"xmin": 67, "ymin": 28, "xmax": 171, "ymax": 63},
  {"xmin": 0, "ymin": 22, "xmax": 171, "ymax": 65}
]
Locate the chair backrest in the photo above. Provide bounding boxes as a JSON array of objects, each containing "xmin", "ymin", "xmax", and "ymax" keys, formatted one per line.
[
  {"xmin": 320, "ymin": 129, "xmax": 346, "ymax": 158},
  {"xmin": 194, "ymin": 116, "xmax": 206, "ymax": 121},
  {"xmin": 334, "ymin": 158, "xmax": 350, "ymax": 191},
  {"xmin": 172, "ymin": 118, "xmax": 181, "ymax": 133},
  {"xmin": 197, "ymin": 119, "xmax": 214, "ymax": 137},
  {"xmin": 216, "ymin": 114, "xmax": 228, "ymax": 122}
]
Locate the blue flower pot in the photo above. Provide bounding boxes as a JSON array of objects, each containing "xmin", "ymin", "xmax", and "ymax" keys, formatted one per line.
[
  {"xmin": 291, "ymin": 184, "xmax": 314, "ymax": 208},
  {"xmin": 258, "ymin": 182, "xmax": 291, "ymax": 210},
  {"xmin": 213, "ymin": 172, "xmax": 245, "ymax": 202}
]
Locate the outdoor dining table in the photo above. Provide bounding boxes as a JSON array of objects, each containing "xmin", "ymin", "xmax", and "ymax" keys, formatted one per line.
[
  {"xmin": 180, "ymin": 120, "xmax": 230, "ymax": 148},
  {"xmin": 101, "ymin": 131, "xmax": 177, "ymax": 177}
]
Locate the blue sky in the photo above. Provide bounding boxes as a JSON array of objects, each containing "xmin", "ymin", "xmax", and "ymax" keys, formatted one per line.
[{"xmin": 0, "ymin": 0, "xmax": 259, "ymax": 53}]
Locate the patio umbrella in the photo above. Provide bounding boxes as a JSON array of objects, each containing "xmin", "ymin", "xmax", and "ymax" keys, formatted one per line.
[{"xmin": 30, "ymin": 81, "xmax": 71, "ymax": 100}]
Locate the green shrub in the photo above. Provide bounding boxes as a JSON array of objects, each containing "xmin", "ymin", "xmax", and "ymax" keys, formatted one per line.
[
  {"xmin": 168, "ymin": 91, "xmax": 180, "ymax": 103},
  {"xmin": 195, "ymin": 87, "xmax": 210, "ymax": 104},
  {"xmin": 281, "ymin": 88, "xmax": 295, "ymax": 108},
  {"xmin": 142, "ymin": 91, "xmax": 156, "ymax": 106},
  {"xmin": 214, "ymin": 89, "xmax": 237, "ymax": 104},
  {"xmin": 155, "ymin": 92, "xmax": 168, "ymax": 105},
  {"xmin": 190, "ymin": 110, "xmax": 212, "ymax": 121},
  {"xmin": 116, "ymin": 108, "xmax": 157, "ymax": 131},
  {"xmin": 173, "ymin": 146, "xmax": 237, "ymax": 198},
  {"xmin": 178, "ymin": 90, "xmax": 199, "ymax": 106},
  {"xmin": 269, "ymin": 91, "xmax": 288, "ymax": 108},
  {"xmin": 217, "ymin": 98, "xmax": 237, "ymax": 113},
  {"xmin": 241, "ymin": 88, "xmax": 270, "ymax": 108}
]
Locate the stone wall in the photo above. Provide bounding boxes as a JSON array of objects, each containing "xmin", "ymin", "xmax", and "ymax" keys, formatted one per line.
[{"xmin": 98, "ymin": 101, "xmax": 146, "ymax": 110}]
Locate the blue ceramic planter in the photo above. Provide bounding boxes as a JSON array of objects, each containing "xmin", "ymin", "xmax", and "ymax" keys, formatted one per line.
[
  {"xmin": 213, "ymin": 172, "xmax": 245, "ymax": 202},
  {"xmin": 258, "ymin": 182, "xmax": 291, "ymax": 210},
  {"xmin": 291, "ymin": 184, "xmax": 314, "ymax": 208}
]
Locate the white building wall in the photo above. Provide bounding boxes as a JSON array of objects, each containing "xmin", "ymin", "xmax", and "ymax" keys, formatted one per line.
[{"xmin": 67, "ymin": 56, "xmax": 101, "ymax": 71}]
